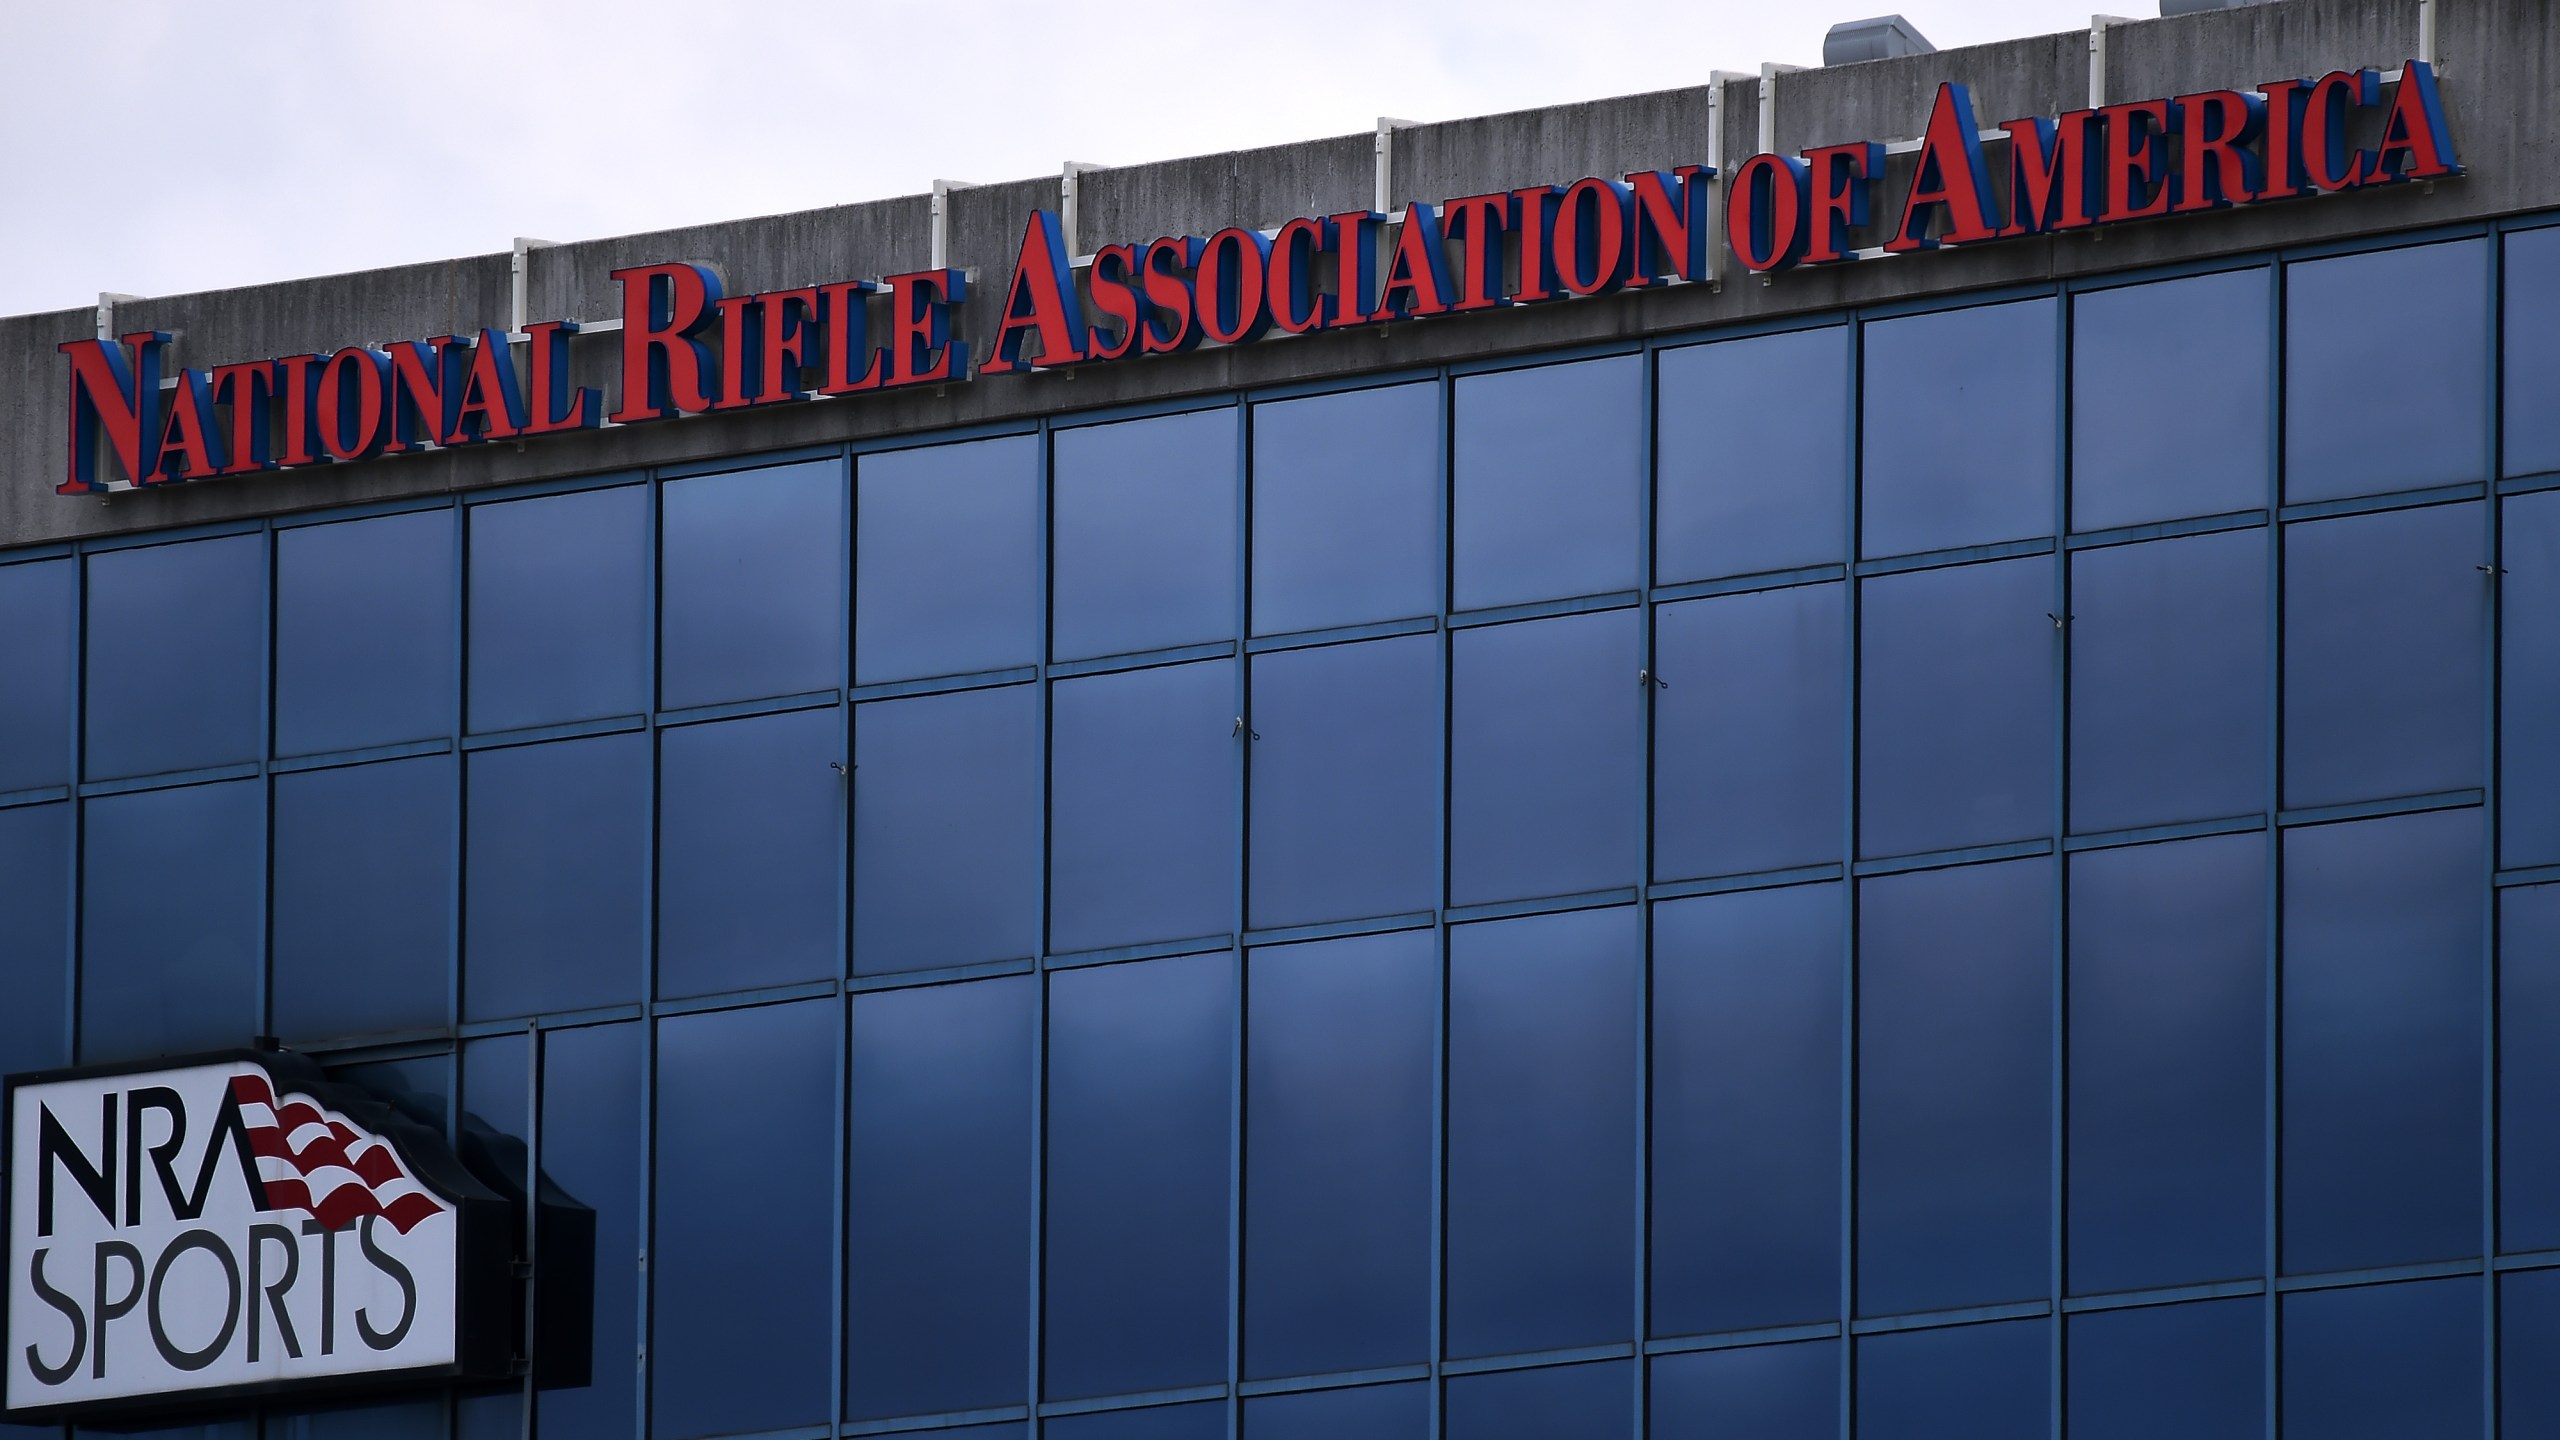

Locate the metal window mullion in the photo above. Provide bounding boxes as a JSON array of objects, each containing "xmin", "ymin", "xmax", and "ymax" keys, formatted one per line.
[
  {"xmin": 257, "ymin": 516, "xmax": 276, "ymax": 1042},
  {"xmin": 1429, "ymin": 364, "xmax": 1454, "ymax": 1440},
  {"xmin": 1229, "ymin": 396, "xmax": 1253, "ymax": 1440},
  {"xmin": 2049, "ymin": 287, "xmax": 2073, "ymax": 1440},
  {"xmin": 2264, "ymin": 252, "xmax": 2290, "ymax": 1440},
  {"xmin": 2482, "ymin": 222, "xmax": 2508, "ymax": 1440},
  {"xmin": 1840, "ymin": 311, "xmax": 1866, "ymax": 1440},
  {"xmin": 64, "ymin": 546, "xmax": 88, "ymax": 1068},
  {"xmin": 522, "ymin": 1020, "xmax": 545, "ymax": 1440},
  {"xmin": 836, "ymin": 443, "xmax": 856, "ymax": 1440},
  {"xmin": 636, "ymin": 461, "xmax": 667, "ymax": 1439},
  {"xmin": 1632, "ymin": 341, "xmax": 1659, "ymax": 1433},
  {"xmin": 1029, "ymin": 416, "xmax": 1057, "ymax": 1439}
]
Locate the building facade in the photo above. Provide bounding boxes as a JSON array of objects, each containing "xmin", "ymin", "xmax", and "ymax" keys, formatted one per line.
[{"xmin": 4, "ymin": 1, "xmax": 2559, "ymax": 1436}]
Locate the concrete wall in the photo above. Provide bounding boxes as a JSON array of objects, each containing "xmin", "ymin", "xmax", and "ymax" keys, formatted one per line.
[{"xmin": 6, "ymin": 0, "xmax": 2551, "ymax": 549}]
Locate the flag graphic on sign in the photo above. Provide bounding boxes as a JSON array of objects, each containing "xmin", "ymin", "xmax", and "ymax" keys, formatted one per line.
[{"xmin": 228, "ymin": 1072, "xmax": 450, "ymax": 1234}]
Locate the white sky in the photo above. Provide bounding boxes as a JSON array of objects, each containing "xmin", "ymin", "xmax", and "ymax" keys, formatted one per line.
[{"xmin": 0, "ymin": 0, "xmax": 2127, "ymax": 319}]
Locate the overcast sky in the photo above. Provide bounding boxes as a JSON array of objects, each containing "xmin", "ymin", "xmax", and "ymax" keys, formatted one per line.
[{"xmin": 1, "ymin": 0, "xmax": 2119, "ymax": 319}]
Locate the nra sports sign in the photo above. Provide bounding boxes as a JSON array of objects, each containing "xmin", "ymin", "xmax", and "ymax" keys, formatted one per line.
[
  {"xmin": 55, "ymin": 61, "xmax": 2456, "ymax": 495},
  {"xmin": 3, "ymin": 1052, "xmax": 512, "ymax": 1422}
]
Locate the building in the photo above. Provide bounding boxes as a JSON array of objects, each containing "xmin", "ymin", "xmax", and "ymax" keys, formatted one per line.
[{"xmin": 2, "ymin": 0, "xmax": 2557, "ymax": 1435}]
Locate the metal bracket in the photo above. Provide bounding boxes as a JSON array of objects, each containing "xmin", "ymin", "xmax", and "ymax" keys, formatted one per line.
[
  {"xmin": 1374, "ymin": 116, "xmax": 1421, "ymax": 215},
  {"xmin": 510, "ymin": 237, "xmax": 558, "ymax": 336},
  {"xmin": 1704, "ymin": 71, "xmax": 1752, "ymax": 288},
  {"xmin": 1060, "ymin": 162, "xmax": 1107, "ymax": 258},
  {"xmin": 929, "ymin": 179, "xmax": 976, "ymax": 270},
  {"xmin": 95, "ymin": 291, "xmax": 141, "ymax": 341},
  {"xmin": 2419, "ymin": 0, "xmax": 2437, "ymax": 69},
  {"xmin": 1758, "ymin": 62, "xmax": 1806, "ymax": 155},
  {"xmin": 2089, "ymin": 15, "xmax": 2134, "ymax": 109}
]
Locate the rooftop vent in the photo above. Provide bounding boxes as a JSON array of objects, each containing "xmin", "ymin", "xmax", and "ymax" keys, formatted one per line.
[
  {"xmin": 2160, "ymin": 0, "xmax": 2274, "ymax": 14},
  {"xmin": 1823, "ymin": 15, "xmax": 1936, "ymax": 65}
]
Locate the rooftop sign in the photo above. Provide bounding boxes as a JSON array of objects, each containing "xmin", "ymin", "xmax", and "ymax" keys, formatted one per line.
[{"xmin": 54, "ymin": 61, "xmax": 2456, "ymax": 495}]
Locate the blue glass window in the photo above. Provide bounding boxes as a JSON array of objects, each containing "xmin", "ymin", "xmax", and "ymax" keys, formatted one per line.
[
  {"xmin": 855, "ymin": 436, "xmax": 1041, "ymax": 685},
  {"xmin": 2069, "ymin": 530, "xmax": 2267, "ymax": 834},
  {"xmin": 1859, "ymin": 557, "xmax": 2054, "ymax": 860},
  {"xmin": 853, "ymin": 683, "xmax": 1040, "ymax": 974},
  {"xmin": 2505, "ymin": 885, "xmax": 2560, "ymax": 1251},
  {"xmin": 1252, "ymin": 382, "xmax": 1440, "ymax": 635},
  {"xmin": 1046, "ymin": 1404, "xmax": 1222, "ymax": 1440},
  {"xmin": 1651, "ymin": 1342, "xmax": 1837, "ymax": 1440},
  {"xmin": 1045, "ymin": 950, "xmax": 1234, "ymax": 1400},
  {"xmin": 1447, "ymin": 906, "xmax": 1639, "ymax": 1358},
  {"xmin": 661, "ymin": 458, "xmax": 845, "ymax": 709},
  {"xmin": 2281, "ymin": 1278, "xmax": 2481, "ymax": 1440},
  {"xmin": 1052, "ymin": 408, "xmax": 1237, "ymax": 661},
  {"xmin": 534, "ymin": 1021, "xmax": 642, "ymax": 1440},
  {"xmin": 1452, "ymin": 356, "xmax": 1643, "ymax": 611},
  {"xmin": 1856, "ymin": 1319, "xmax": 2048, "ymax": 1440},
  {"xmin": 2068, "ymin": 834, "xmax": 2265, "ymax": 1294},
  {"xmin": 2504, "ymin": 1270, "xmax": 2560, "ymax": 1434},
  {"xmin": 272, "ymin": 755, "xmax": 454, "ymax": 1042},
  {"xmin": 466, "ymin": 486, "xmax": 648, "ymax": 733},
  {"xmin": 1652, "ymin": 583, "xmax": 1844, "ymax": 881},
  {"xmin": 847, "ymin": 977, "xmax": 1034, "ymax": 1419},
  {"xmin": 84, "ymin": 534, "xmax": 262, "ymax": 781},
  {"xmin": 1656, "ymin": 327, "xmax": 1849, "ymax": 583},
  {"xmin": 1444, "ymin": 1360, "xmax": 1629, "ymax": 1440},
  {"xmin": 1247, "ymin": 1380, "xmax": 1427, "ymax": 1440},
  {"xmin": 2072, "ymin": 269, "xmax": 2271, "ymax": 531},
  {"xmin": 653, "ymin": 999, "xmax": 835, "ymax": 1440},
  {"xmin": 658, "ymin": 707, "xmax": 842, "ymax": 998},
  {"xmin": 264, "ymin": 1400, "xmax": 444, "ymax": 1440},
  {"xmin": 1859, "ymin": 858, "xmax": 2052, "ymax": 1316},
  {"xmin": 463, "ymin": 732, "xmax": 647, "ymax": 1021},
  {"xmin": 1050, "ymin": 660, "xmax": 1238, "ymax": 955},
  {"xmin": 2283, "ymin": 502, "xmax": 2485, "ymax": 810},
  {"xmin": 2282, "ymin": 808, "xmax": 2482, "ymax": 1275},
  {"xmin": 1861, "ymin": 299, "xmax": 2058, "ymax": 559},
  {"xmin": 2509, "ymin": 227, "xmax": 2560, "ymax": 478},
  {"xmin": 1244, "ymin": 930, "xmax": 1436, "ymax": 1379},
  {"xmin": 2287, "ymin": 239, "xmax": 2490, "ymax": 503},
  {"xmin": 1449, "ymin": 609, "xmax": 1643, "ymax": 907},
  {"xmin": 0, "ymin": 559, "xmax": 76, "ymax": 791},
  {"xmin": 275, "ymin": 510, "xmax": 454, "ymax": 757},
  {"xmin": 2066, "ymin": 1300, "xmax": 2261, "ymax": 1440},
  {"xmin": 2502, "ymin": 491, "xmax": 2560, "ymax": 866},
  {"xmin": 1651, "ymin": 884, "xmax": 1841, "ymax": 1335},
  {"xmin": 1248, "ymin": 635, "xmax": 1438, "ymax": 930},
  {"xmin": 80, "ymin": 780, "xmax": 262, "ymax": 1061},
  {"xmin": 0, "ymin": 803, "xmax": 69, "ymax": 1078}
]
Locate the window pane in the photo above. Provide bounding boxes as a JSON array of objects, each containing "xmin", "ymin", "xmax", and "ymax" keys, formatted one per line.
[
  {"xmin": 2072, "ymin": 269, "xmax": 2271, "ymax": 531},
  {"xmin": 1444, "ymin": 1360, "xmax": 1629, "ymax": 1440},
  {"xmin": 1449, "ymin": 609, "xmax": 1643, "ymax": 907},
  {"xmin": 2068, "ymin": 834, "xmax": 2264, "ymax": 1295},
  {"xmin": 467, "ymin": 486, "xmax": 647, "ymax": 733},
  {"xmin": 1247, "ymin": 1380, "xmax": 1427, "ymax": 1440},
  {"xmin": 272, "ymin": 755, "xmax": 454, "ymax": 1042},
  {"xmin": 264, "ymin": 1399, "xmax": 443, "ymax": 1440},
  {"xmin": 1652, "ymin": 583, "xmax": 1844, "ymax": 881},
  {"xmin": 1053, "ymin": 409, "xmax": 1237, "ymax": 661},
  {"xmin": 2508, "ymin": 227, "xmax": 2560, "ymax": 478},
  {"xmin": 855, "ymin": 436, "xmax": 1041, "ymax": 685},
  {"xmin": 1046, "ymin": 1403, "xmax": 1222, "ymax": 1440},
  {"xmin": 2504, "ymin": 1270, "xmax": 2560, "ymax": 1435},
  {"xmin": 0, "ymin": 803, "xmax": 69, "ymax": 1078},
  {"xmin": 1650, "ymin": 1342, "xmax": 1834, "ymax": 1439},
  {"xmin": 0, "ymin": 559, "xmax": 75, "ymax": 791},
  {"xmin": 1859, "ymin": 557, "xmax": 2054, "ymax": 860},
  {"xmin": 2280, "ymin": 1278, "xmax": 2480, "ymax": 1440},
  {"xmin": 2503, "ymin": 885, "xmax": 2560, "ymax": 1251},
  {"xmin": 1651, "ymin": 885, "xmax": 1841, "ymax": 1336},
  {"xmin": 853, "ymin": 684, "xmax": 1040, "ymax": 974},
  {"xmin": 1858, "ymin": 858, "xmax": 2052, "ymax": 1316},
  {"xmin": 2287, "ymin": 239, "xmax": 2490, "ymax": 503},
  {"xmin": 276, "ymin": 510, "xmax": 454, "ymax": 756},
  {"xmin": 1252, "ymin": 382, "xmax": 1440, "ymax": 635},
  {"xmin": 2502, "ymin": 491, "xmax": 2560, "ymax": 867},
  {"xmin": 80, "ymin": 780, "xmax": 262, "ymax": 1061},
  {"xmin": 1248, "ymin": 635, "xmax": 1439, "ymax": 930},
  {"xmin": 2282, "ymin": 808, "xmax": 2482, "ymax": 1275},
  {"xmin": 85, "ymin": 535, "xmax": 262, "ymax": 781},
  {"xmin": 2283, "ymin": 502, "xmax": 2485, "ymax": 810},
  {"xmin": 1453, "ymin": 356, "xmax": 1643, "ymax": 610},
  {"xmin": 1657, "ymin": 327, "xmax": 1849, "ymax": 583},
  {"xmin": 1861, "ymin": 299, "xmax": 2057, "ymax": 559},
  {"xmin": 464, "ymin": 732, "xmax": 647, "ymax": 1021},
  {"xmin": 1447, "ymin": 906, "xmax": 1639, "ymax": 1358},
  {"xmin": 661, "ymin": 459, "xmax": 845, "ymax": 709},
  {"xmin": 1244, "ymin": 930, "xmax": 1436, "ymax": 1379},
  {"xmin": 1050, "ymin": 660, "xmax": 1238, "ymax": 955},
  {"xmin": 653, "ymin": 999, "xmax": 835, "ymax": 1439},
  {"xmin": 658, "ymin": 707, "xmax": 842, "ymax": 998},
  {"xmin": 2066, "ymin": 1300, "xmax": 2260, "ymax": 1440},
  {"xmin": 1044, "ymin": 951, "xmax": 1233, "ymax": 1400},
  {"xmin": 847, "ymin": 977, "xmax": 1034, "ymax": 1420},
  {"xmin": 534, "ymin": 1021, "xmax": 643, "ymax": 1440},
  {"xmin": 2069, "ymin": 530, "xmax": 2267, "ymax": 834},
  {"xmin": 1855, "ymin": 1319, "xmax": 2047, "ymax": 1440}
]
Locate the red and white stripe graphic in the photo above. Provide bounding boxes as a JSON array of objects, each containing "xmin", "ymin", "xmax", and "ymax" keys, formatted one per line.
[{"xmin": 228, "ymin": 1072, "xmax": 449, "ymax": 1235}]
